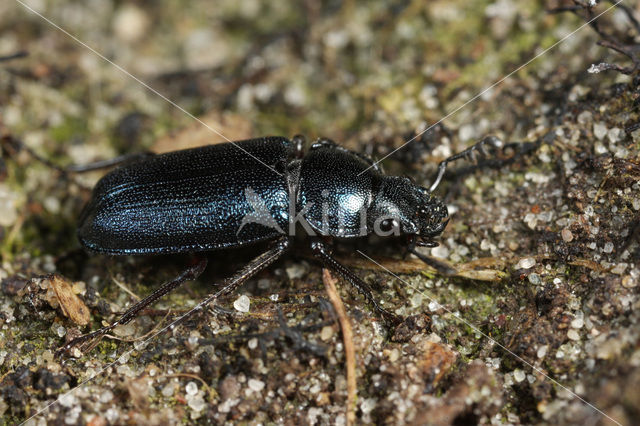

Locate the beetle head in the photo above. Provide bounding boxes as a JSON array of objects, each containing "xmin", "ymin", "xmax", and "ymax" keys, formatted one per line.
[{"xmin": 369, "ymin": 176, "xmax": 449, "ymax": 243}]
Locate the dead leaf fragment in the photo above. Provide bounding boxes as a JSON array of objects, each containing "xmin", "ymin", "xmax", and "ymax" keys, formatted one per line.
[
  {"xmin": 339, "ymin": 255, "xmax": 506, "ymax": 282},
  {"xmin": 416, "ymin": 340, "xmax": 457, "ymax": 386},
  {"xmin": 48, "ymin": 274, "xmax": 90, "ymax": 326}
]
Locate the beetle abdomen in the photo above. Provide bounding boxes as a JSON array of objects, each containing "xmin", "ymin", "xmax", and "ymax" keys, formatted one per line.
[{"xmin": 78, "ymin": 137, "xmax": 292, "ymax": 255}]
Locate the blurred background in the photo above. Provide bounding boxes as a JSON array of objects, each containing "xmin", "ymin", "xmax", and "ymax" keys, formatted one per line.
[{"xmin": 1, "ymin": 1, "xmax": 639, "ymax": 424}]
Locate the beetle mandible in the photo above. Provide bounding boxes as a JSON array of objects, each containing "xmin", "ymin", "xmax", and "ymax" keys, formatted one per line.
[{"xmin": 57, "ymin": 134, "xmax": 503, "ymax": 354}]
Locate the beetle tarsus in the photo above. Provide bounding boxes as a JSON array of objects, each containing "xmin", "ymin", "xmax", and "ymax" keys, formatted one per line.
[{"xmin": 430, "ymin": 135, "xmax": 505, "ymax": 192}]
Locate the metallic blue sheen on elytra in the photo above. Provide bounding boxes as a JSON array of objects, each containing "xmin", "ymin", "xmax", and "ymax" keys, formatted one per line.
[{"xmin": 78, "ymin": 137, "xmax": 292, "ymax": 254}]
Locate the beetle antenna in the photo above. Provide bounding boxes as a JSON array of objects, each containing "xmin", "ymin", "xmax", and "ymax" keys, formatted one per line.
[
  {"xmin": 0, "ymin": 50, "xmax": 28, "ymax": 62},
  {"xmin": 429, "ymin": 135, "xmax": 504, "ymax": 192},
  {"xmin": 408, "ymin": 246, "xmax": 457, "ymax": 276},
  {"xmin": 1, "ymin": 134, "xmax": 153, "ymax": 175}
]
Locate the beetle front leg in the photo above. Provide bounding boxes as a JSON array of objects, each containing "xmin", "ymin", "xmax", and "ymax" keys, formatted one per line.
[
  {"xmin": 310, "ymin": 239, "xmax": 402, "ymax": 327},
  {"xmin": 56, "ymin": 255, "xmax": 208, "ymax": 357}
]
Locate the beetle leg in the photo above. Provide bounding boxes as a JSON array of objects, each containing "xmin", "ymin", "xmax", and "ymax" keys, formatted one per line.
[
  {"xmin": 162, "ymin": 237, "xmax": 292, "ymax": 331},
  {"xmin": 63, "ymin": 151, "xmax": 155, "ymax": 173},
  {"xmin": 350, "ymin": 150, "xmax": 384, "ymax": 173},
  {"xmin": 291, "ymin": 134, "xmax": 306, "ymax": 159},
  {"xmin": 1, "ymin": 135, "xmax": 154, "ymax": 174},
  {"xmin": 429, "ymin": 135, "xmax": 504, "ymax": 192},
  {"xmin": 310, "ymin": 137, "xmax": 384, "ymax": 173},
  {"xmin": 59, "ymin": 238, "xmax": 292, "ymax": 357},
  {"xmin": 56, "ymin": 255, "xmax": 208, "ymax": 356},
  {"xmin": 201, "ymin": 237, "xmax": 290, "ymax": 301},
  {"xmin": 310, "ymin": 239, "xmax": 402, "ymax": 327}
]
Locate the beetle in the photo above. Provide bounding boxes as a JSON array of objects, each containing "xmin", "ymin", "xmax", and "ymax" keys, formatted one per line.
[{"xmin": 49, "ymin": 134, "xmax": 503, "ymax": 354}]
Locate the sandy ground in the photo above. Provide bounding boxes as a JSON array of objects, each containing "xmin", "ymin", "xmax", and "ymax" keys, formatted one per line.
[{"xmin": 0, "ymin": 1, "xmax": 639, "ymax": 425}]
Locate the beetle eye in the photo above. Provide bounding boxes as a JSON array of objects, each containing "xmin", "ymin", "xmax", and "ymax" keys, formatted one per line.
[{"xmin": 380, "ymin": 218, "xmax": 397, "ymax": 232}]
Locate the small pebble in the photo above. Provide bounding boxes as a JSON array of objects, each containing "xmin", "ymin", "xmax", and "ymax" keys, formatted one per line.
[
  {"xmin": 105, "ymin": 408, "xmax": 119, "ymax": 423},
  {"xmin": 320, "ymin": 326, "xmax": 334, "ymax": 341},
  {"xmin": 248, "ymin": 378, "xmax": 265, "ymax": 392},
  {"xmin": 248, "ymin": 338, "xmax": 258, "ymax": 350},
  {"xmin": 524, "ymin": 213, "xmax": 537, "ymax": 230},
  {"xmin": 621, "ymin": 276, "xmax": 636, "ymax": 288},
  {"xmin": 594, "ymin": 142, "xmax": 608, "ymax": 155},
  {"xmin": 513, "ymin": 369, "xmax": 526, "ymax": 383},
  {"xmin": 113, "ymin": 4, "xmax": 150, "ymax": 43},
  {"xmin": 593, "ymin": 122, "xmax": 607, "ymax": 140},
  {"xmin": 162, "ymin": 382, "xmax": 176, "ymax": 397},
  {"xmin": 58, "ymin": 393, "xmax": 76, "ymax": 408},
  {"xmin": 187, "ymin": 334, "xmax": 199, "ymax": 348},
  {"xmin": 603, "ymin": 242, "xmax": 614, "ymax": 254},
  {"xmin": 611, "ymin": 263, "xmax": 627, "ymax": 275},
  {"xmin": 516, "ymin": 257, "xmax": 536, "ymax": 269},
  {"xmin": 567, "ymin": 329, "xmax": 580, "ymax": 341},
  {"xmin": 99, "ymin": 390, "xmax": 114, "ymax": 403},
  {"xmin": 571, "ymin": 318, "xmax": 584, "ymax": 329},
  {"xmin": 133, "ymin": 340, "xmax": 147, "ymax": 351},
  {"xmin": 388, "ymin": 348, "xmax": 400, "ymax": 363},
  {"xmin": 285, "ymin": 263, "xmax": 306, "ymax": 280},
  {"xmin": 233, "ymin": 295, "xmax": 250, "ymax": 313},
  {"xmin": 185, "ymin": 381, "xmax": 198, "ymax": 396},
  {"xmin": 0, "ymin": 185, "xmax": 20, "ymax": 227},
  {"xmin": 65, "ymin": 407, "xmax": 81, "ymax": 425},
  {"xmin": 528, "ymin": 273, "xmax": 541, "ymax": 285},
  {"xmin": 537, "ymin": 345, "xmax": 548, "ymax": 359},
  {"xmin": 188, "ymin": 394, "xmax": 206, "ymax": 412},
  {"xmin": 431, "ymin": 244, "xmax": 449, "ymax": 258},
  {"xmin": 607, "ymin": 127, "xmax": 622, "ymax": 143},
  {"xmin": 561, "ymin": 229, "xmax": 573, "ymax": 242}
]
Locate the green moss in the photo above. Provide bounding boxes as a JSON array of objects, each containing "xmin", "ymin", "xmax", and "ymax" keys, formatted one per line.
[{"xmin": 49, "ymin": 117, "xmax": 89, "ymax": 146}]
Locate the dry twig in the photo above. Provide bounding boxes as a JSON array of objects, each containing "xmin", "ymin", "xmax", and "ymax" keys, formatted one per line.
[{"xmin": 322, "ymin": 269, "xmax": 357, "ymax": 426}]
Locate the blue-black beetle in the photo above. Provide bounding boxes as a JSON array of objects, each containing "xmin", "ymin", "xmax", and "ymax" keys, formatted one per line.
[{"xmin": 52, "ymin": 134, "xmax": 502, "ymax": 353}]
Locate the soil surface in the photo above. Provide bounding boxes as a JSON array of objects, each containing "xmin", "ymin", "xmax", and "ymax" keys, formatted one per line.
[{"xmin": 1, "ymin": 1, "xmax": 639, "ymax": 425}]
